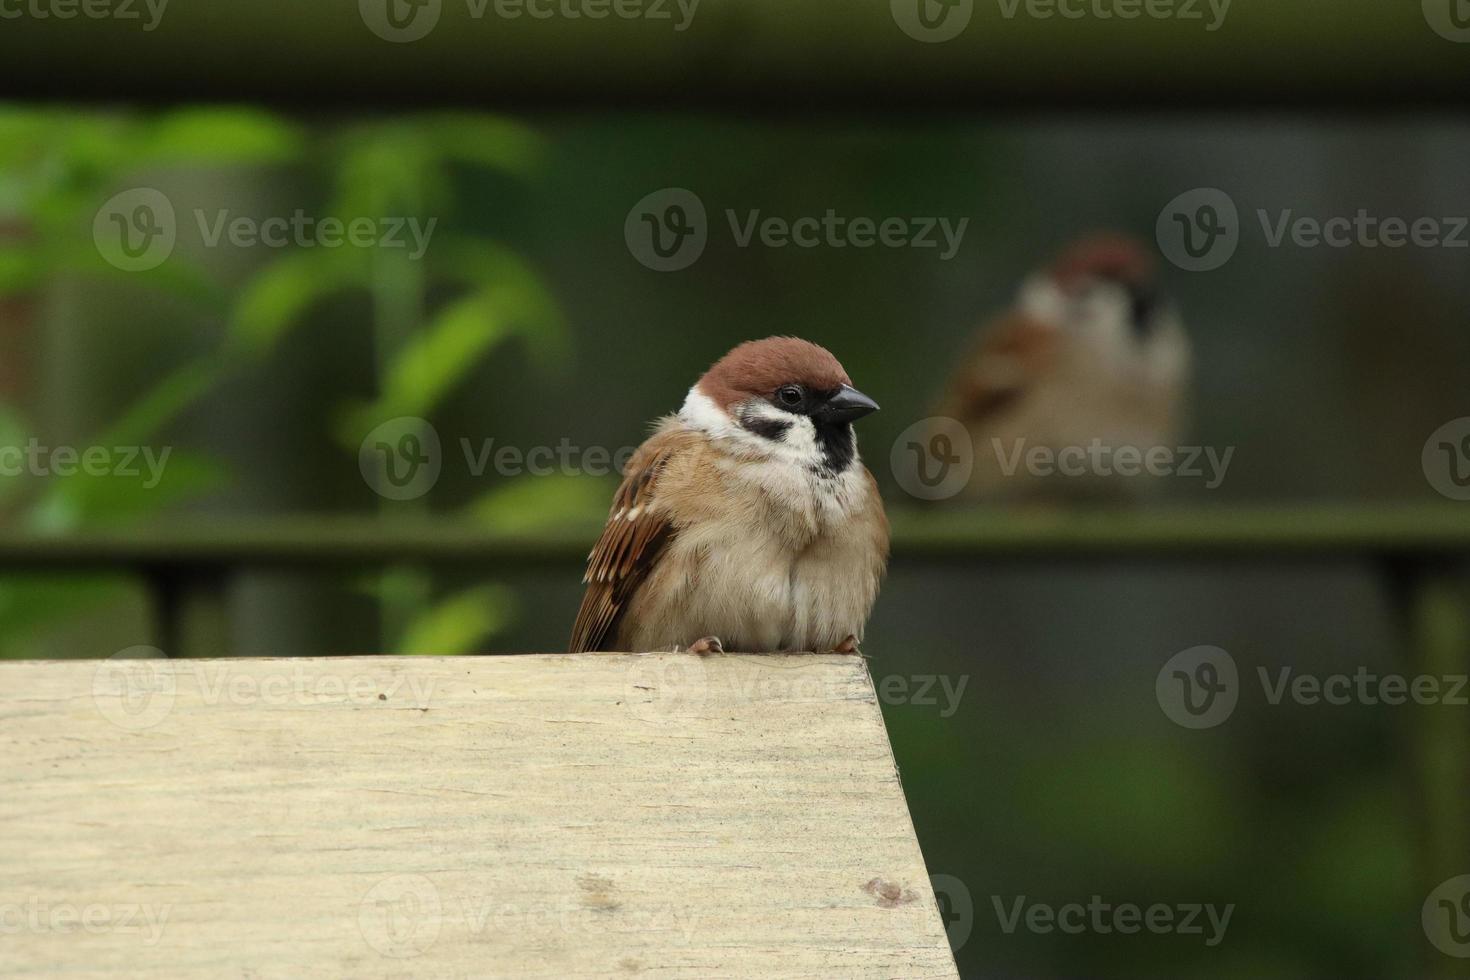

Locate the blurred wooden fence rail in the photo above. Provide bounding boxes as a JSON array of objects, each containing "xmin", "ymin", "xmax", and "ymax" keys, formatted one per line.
[
  {"xmin": 0, "ymin": 652, "xmax": 958, "ymax": 978},
  {"xmin": 0, "ymin": 505, "xmax": 1468, "ymax": 658},
  {"xmin": 0, "ymin": 0, "xmax": 1462, "ymax": 109}
]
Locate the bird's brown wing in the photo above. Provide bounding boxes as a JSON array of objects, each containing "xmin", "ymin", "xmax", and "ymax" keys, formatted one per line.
[
  {"xmin": 943, "ymin": 311, "xmax": 1058, "ymax": 423},
  {"xmin": 568, "ymin": 434, "xmax": 680, "ymax": 653}
]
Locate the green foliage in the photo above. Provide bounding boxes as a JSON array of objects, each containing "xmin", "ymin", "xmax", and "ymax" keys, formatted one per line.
[
  {"xmin": 467, "ymin": 474, "xmax": 612, "ymax": 533},
  {"xmin": 227, "ymin": 248, "xmax": 367, "ymax": 357},
  {"xmin": 0, "ymin": 575, "xmax": 136, "ymax": 658},
  {"xmin": 393, "ymin": 583, "xmax": 518, "ymax": 656},
  {"xmin": 0, "ymin": 106, "xmax": 563, "ymax": 656}
]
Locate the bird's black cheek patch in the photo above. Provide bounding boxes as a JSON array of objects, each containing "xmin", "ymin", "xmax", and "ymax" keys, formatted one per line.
[
  {"xmin": 814, "ymin": 422, "xmax": 856, "ymax": 475},
  {"xmin": 739, "ymin": 413, "xmax": 793, "ymax": 442}
]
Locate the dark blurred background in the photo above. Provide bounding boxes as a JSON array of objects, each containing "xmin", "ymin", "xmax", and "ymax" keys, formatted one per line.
[{"xmin": 3, "ymin": 5, "xmax": 1470, "ymax": 976}]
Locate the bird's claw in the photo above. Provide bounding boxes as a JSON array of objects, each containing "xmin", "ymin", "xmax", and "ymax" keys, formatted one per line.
[
  {"xmin": 687, "ymin": 635, "xmax": 724, "ymax": 655},
  {"xmin": 833, "ymin": 635, "xmax": 860, "ymax": 655}
]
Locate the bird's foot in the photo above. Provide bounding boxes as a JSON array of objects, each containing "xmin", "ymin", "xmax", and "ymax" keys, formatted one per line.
[
  {"xmin": 832, "ymin": 635, "xmax": 860, "ymax": 655},
  {"xmin": 687, "ymin": 635, "xmax": 724, "ymax": 655}
]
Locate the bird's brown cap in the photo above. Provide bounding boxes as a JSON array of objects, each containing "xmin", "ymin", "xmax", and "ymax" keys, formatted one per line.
[
  {"xmin": 1050, "ymin": 233, "xmax": 1156, "ymax": 289},
  {"xmin": 696, "ymin": 336, "xmax": 853, "ymax": 410}
]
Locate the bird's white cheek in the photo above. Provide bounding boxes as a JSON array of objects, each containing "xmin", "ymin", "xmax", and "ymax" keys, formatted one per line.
[{"xmin": 1017, "ymin": 275, "xmax": 1068, "ymax": 329}]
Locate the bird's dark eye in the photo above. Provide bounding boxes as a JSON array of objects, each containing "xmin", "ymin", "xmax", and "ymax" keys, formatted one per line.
[{"xmin": 776, "ymin": 385, "xmax": 803, "ymax": 407}]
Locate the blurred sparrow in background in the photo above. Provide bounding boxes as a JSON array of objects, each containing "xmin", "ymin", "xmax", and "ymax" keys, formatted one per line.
[
  {"xmin": 570, "ymin": 337, "xmax": 889, "ymax": 654},
  {"xmin": 931, "ymin": 233, "xmax": 1191, "ymax": 500}
]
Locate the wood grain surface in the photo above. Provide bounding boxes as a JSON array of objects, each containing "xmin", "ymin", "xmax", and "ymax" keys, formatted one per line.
[{"xmin": 0, "ymin": 653, "xmax": 957, "ymax": 978}]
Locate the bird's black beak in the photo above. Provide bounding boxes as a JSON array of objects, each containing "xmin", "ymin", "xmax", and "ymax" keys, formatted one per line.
[{"xmin": 815, "ymin": 385, "xmax": 880, "ymax": 424}]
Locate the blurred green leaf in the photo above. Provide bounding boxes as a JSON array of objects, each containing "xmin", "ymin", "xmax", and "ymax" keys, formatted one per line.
[
  {"xmin": 96, "ymin": 357, "xmax": 228, "ymax": 447},
  {"xmin": 0, "ymin": 108, "xmax": 58, "ymax": 152},
  {"xmin": 130, "ymin": 108, "xmax": 306, "ymax": 167},
  {"xmin": 0, "ymin": 245, "xmax": 42, "ymax": 296},
  {"xmin": 393, "ymin": 583, "xmax": 516, "ymax": 655},
  {"xmin": 0, "ymin": 575, "xmax": 134, "ymax": 657},
  {"xmin": 330, "ymin": 136, "xmax": 437, "ymax": 222},
  {"xmin": 467, "ymin": 474, "xmax": 612, "ymax": 533},
  {"xmin": 336, "ymin": 282, "xmax": 553, "ymax": 444},
  {"xmin": 28, "ymin": 451, "xmax": 230, "ymax": 532},
  {"xmin": 432, "ymin": 237, "xmax": 569, "ymax": 369},
  {"xmin": 48, "ymin": 238, "xmax": 230, "ymax": 310},
  {"xmin": 417, "ymin": 114, "xmax": 544, "ymax": 177},
  {"xmin": 228, "ymin": 249, "xmax": 366, "ymax": 357},
  {"xmin": 381, "ymin": 290, "xmax": 511, "ymax": 409}
]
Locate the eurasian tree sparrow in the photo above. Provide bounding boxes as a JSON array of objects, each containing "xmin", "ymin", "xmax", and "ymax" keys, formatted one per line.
[
  {"xmin": 932, "ymin": 233, "xmax": 1191, "ymax": 499},
  {"xmin": 570, "ymin": 337, "xmax": 889, "ymax": 654}
]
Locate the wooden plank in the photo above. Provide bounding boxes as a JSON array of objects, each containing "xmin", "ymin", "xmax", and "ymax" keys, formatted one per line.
[{"xmin": 0, "ymin": 654, "xmax": 957, "ymax": 979}]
